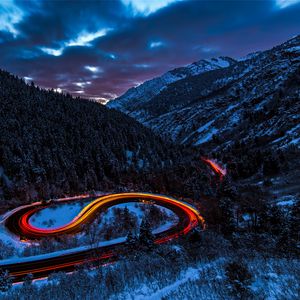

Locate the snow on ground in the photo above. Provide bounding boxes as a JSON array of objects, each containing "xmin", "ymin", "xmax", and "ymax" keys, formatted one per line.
[
  {"xmin": 0, "ymin": 237, "xmax": 126, "ymax": 266},
  {"xmin": 286, "ymin": 46, "xmax": 300, "ymax": 53},
  {"xmin": 276, "ymin": 195, "xmax": 296, "ymax": 207},
  {"xmin": 224, "ymin": 103, "xmax": 239, "ymax": 113},
  {"xmin": 135, "ymin": 267, "xmax": 201, "ymax": 300},
  {"xmin": 270, "ymin": 123, "xmax": 300, "ymax": 148},
  {"xmin": 0, "ymin": 227, "xmax": 26, "ymax": 250},
  {"xmin": 0, "ymin": 197, "xmax": 179, "ymax": 261},
  {"xmin": 196, "ymin": 119, "xmax": 215, "ymax": 134},
  {"xmin": 0, "ymin": 199, "xmax": 95, "ymax": 257},
  {"xmin": 195, "ymin": 127, "xmax": 218, "ymax": 145},
  {"xmin": 98, "ymin": 202, "xmax": 179, "ymax": 235},
  {"xmin": 0, "ymin": 166, "xmax": 12, "ymax": 188},
  {"xmin": 113, "ymin": 256, "xmax": 299, "ymax": 300},
  {"xmin": 27, "ymin": 199, "xmax": 177, "ymax": 231},
  {"xmin": 117, "ymin": 258, "xmax": 225, "ymax": 300},
  {"xmin": 101, "ymin": 202, "xmax": 177, "ymax": 223},
  {"xmin": 228, "ymin": 110, "xmax": 241, "ymax": 126},
  {"xmin": 0, "ymin": 202, "xmax": 178, "ymax": 265},
  {"xmin": 29, "ymin": 201, "xmax": 91, "ymax": 229},
  {"xmin": 125, "ymin": 149, "xmax": 133, "ymax": 165}
]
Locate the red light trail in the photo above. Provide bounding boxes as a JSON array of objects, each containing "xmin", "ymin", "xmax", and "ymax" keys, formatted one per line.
[
  {"xmin": 201, "ymin": 157, "xmax": 226, "ymax": 178},
  {"xmin": 2, "ymin": 193, "xmax": 205, "ymax": 282}
]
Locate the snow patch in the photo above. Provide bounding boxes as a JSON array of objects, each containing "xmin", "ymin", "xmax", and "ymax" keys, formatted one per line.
[
  {"xmin": 29, "ymin": 201, "xmax": 91, "ymax": 229},
  {"xmin": 195, "ymin": 127, "xmax": 218, "ymax": 145}
]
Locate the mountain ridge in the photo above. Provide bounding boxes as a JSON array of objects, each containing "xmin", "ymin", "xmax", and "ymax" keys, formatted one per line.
[
  {"xmin": 107, "ymin": 35, "xmax": 300, "ymax": 151},
  {"xmin": 107, "ymin": 56, "xmax": 236, "ymax": 113}
]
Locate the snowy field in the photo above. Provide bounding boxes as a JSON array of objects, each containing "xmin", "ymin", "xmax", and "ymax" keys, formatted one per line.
[
  {"xmin": 29, "ymin": 200, "xmax": 91, "ymax": 229},
  {"xmin": 100, "ymin": 202, "xmax": 178, "ymax": 228}
]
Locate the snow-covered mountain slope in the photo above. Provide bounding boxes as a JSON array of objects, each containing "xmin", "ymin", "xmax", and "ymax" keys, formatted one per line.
[
  {"xmin": 108, "ymin": 36, "xmax": 300, "ymax": 151},
  {"xmin": 107, "ymin": 57, "xmax": 236, "ymax": 112}
]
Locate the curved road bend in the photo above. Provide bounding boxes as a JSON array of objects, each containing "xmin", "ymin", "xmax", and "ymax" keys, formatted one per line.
[{"xmin": 2, "ymin": 193, "xmax": 205, "ymax": 282}]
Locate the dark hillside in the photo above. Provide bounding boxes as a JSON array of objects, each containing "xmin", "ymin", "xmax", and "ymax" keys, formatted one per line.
[{"xmin": 0, "ymin": 70, "xmax": 176, "ymax": 205}]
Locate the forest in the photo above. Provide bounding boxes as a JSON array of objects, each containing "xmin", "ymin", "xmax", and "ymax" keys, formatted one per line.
[{"xmin": 0, "ymin": 69, "xmax": 299, "ymax": 299}]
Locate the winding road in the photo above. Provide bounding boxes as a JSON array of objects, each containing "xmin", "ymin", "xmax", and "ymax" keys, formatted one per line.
[{"xmin": 1, "ymin": 193, "xmax": 205, "ymax": 282}]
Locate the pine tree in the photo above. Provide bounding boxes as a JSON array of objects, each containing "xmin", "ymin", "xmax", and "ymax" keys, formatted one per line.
[
  {"xmin": 268, "ymin": 205, "xmax": 284, "ymax": 236},
  {"xmin": 126, "ymin": 231, "xmax": 137, "ymax": 246},
  {"xmin": 21, "ymin": 273, "xmax": 35, "ymax": 298},
  {"xmin": 225, "ymin": 261, "xmax": 253, "ymax": 299},
  {"xmin": 23, "ymin": 273, "xmax": 33, "ymax": 288},
  {"xmin": 218, "ymin": 197, "xmax": 236, "ymax": 236},
  {"xmin": 263, "ymin": 155, "xmax": 280, "ymax": 176},
  {"xmin": 217, "ymin": 176, "xmax": 237, "ymax": 200},
  {"xmin": 0, "ymin": 268, "xmax": 13, "ymax": 292},
  {"xmin": 139, "ymin": 217, "xmax": 155, "ymax": 251},
  {"xmin": 123, "ymin": 206, "xmax": 133, "ymax": 231},
  {"xmin": 123, "ymin": 228, "xmax": 139, "ymax": 260}
]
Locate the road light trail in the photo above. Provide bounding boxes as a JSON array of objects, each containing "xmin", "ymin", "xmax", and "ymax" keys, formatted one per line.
[
  {"xmin": 201, "ymin": 157, "xmax": 226, "ymax": 178},
  {"xmin": 2, "ymin": 193, "xmax": 205, "ymax": 282}
]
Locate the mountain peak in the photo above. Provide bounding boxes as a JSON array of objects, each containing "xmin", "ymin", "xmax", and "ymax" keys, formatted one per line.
[{"xmin": 107, "ymin": 55, "xmax": 237, "ymax": 111}]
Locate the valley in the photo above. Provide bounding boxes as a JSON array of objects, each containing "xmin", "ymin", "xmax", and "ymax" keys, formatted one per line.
[{"xmin": 0, "ymin": 5, "xmax": 299, "ymax": 297}]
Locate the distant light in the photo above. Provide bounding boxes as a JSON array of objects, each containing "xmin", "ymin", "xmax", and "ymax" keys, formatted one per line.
[
  {"xmin": 121, "ymin": 0, "xmax": 181, "ymax": 15},
  {"xmin": 74, "ymin": 90, "xmax": 84, "ymax": 94},
  {"xmin": 24, "ymin": 76, "xmax": 33, "ymax": 81},
  {"xmin": 54, "ymin": 88, "xmax": 63, "ymax": 93},
  {"xmin": 66, "ymin": 28, "xmax": 110, "ymax": 47},
  {"xmin": 41, "ymin": 47, "xmax": 63, "ymax": 56},
  {"xmin": 150, "ymin": 41, "xmax": 164, "ymax": 48},
  {"xmin": 109, "ymin": 53, "xmax": 116, "ymax": 59},
  {"xmin": 85, "ymin": 65, "xmax": 102, "ymax": 73},
  {"xmin": 276, "ymin": 0, "xmax": 300, "ymax": 8}
]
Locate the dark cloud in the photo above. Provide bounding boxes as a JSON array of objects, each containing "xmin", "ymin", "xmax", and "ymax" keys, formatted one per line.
[{"xmin": 0, "ymin": 0, "xmax": 299, "ymax": 101}]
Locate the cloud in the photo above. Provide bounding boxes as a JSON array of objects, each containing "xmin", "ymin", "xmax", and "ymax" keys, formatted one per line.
[
  {"xmin": 134, "ymin": 63, "xmax": 152, "ymax": 68},
  {"xmin": 41, "ymin": 47, "xmax": 64, "ymax": 56},
  {"xmin": 121, "ymin": 0, "xmax": 182, "ymax": 15},
  {"xmin": 74, "ymin": 81, "xmax": 91, "ymax": 88},
  {"xmin": 40, "ymin": 28, "xmax": 112, "ymax": 56},
  {"xmin": 149, "ymin": 41, "xmax": 164, "ymax": 48},
  {"xmin": 276, "ymin": 0, "xmax": 300, "ymax": 8},
  {"xmin": 108, "ymin": 53, "xmax": 116, "ymax": 59},
  {"xmin": 0, "ymin": 0, "xmax": 299, "ymax": 102},
  {"xmin": 0, "ymin": 0, "xmax": 24, "ymax": 37},
  {"xmin": 85, "ymin": 66, "xmax": 103, "ymax": 73},
  {"xmin": 66, "ymin": 28, "xmax": 111, "ymax": 47}
]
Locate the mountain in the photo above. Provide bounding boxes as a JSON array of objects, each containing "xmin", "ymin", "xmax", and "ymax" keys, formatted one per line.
[
  {"xmin": 108, "ymin": 36, "xmax": 300, "ymax": 152},
  {"xmin": 107, "ymin": 56, "xmax": 236, "ymax": 113},
  {"xmin": 0, "ymin": 70, "xmax": 178, "ymax": 204}
]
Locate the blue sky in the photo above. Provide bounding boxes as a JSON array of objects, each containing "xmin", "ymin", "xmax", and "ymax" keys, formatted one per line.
[{"xmin": 0, "ymin": 0, "xmax": 299, "ymax": 102}]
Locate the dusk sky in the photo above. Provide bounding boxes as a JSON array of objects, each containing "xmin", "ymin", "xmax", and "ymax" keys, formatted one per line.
[{"xmin": 0, "ymin": 0, "xmax": 299, "ymax": 102}]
